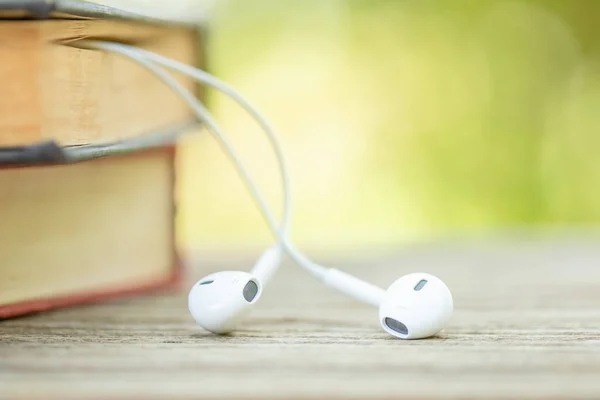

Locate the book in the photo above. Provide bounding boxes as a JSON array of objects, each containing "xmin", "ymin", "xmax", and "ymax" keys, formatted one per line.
[
  {"xmin": 0, "ymin": 0, "xmax": 213, "ymax": 24},
  {"xmin": 0, "ymin": 147, "xmax": 181, "ymax": 318},
  {"xmin": 0, "ymin": 0, "xmax": 201, "ymax": 147},
  {"xmin": 0, "ymin": 0, "xmax": 203, "ymax": 318}
]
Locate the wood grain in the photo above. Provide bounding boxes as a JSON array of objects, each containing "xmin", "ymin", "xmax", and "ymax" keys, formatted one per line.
[{"xmin": 1, "ymin": 234, "xmax": 600, "ymax": 399}]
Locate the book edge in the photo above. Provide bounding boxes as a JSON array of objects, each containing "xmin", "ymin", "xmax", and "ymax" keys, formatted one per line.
[
  {"xmin": 0, "ymin": 143, "xmax": 188, "ymax": 319},
  {"xmin": 0, "ymin": 259, "xmax": 184, "ymax": 319},
  {"xmin": 0, "ymin": 0, "xmax": 208, "ymax": 26},
  {"xmin": 0, "ymin": 119, "xmax": 201, "ymax": 166}
]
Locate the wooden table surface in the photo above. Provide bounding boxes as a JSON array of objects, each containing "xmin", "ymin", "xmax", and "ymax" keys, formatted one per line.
[{"xmin": 2, "ymin": 234, "xmax": 600, "ymax": 399}]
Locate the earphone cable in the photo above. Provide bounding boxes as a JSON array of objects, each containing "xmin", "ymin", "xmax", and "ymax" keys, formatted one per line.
[
  {"xmin": 74, "ymin": 40, "xmax": 327, "ymax": 280},
  {"xmin": 104, "ymin": 45, "xmax": 293, "ymax": 239}
]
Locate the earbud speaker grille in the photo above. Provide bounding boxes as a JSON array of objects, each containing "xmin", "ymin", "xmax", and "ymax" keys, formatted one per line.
[
  {"xmin": 384, "ymin": 317, "xmax": 408, "ymax": 335},
  {"xmin": 243, "ymin": 280, "xmax": 259, "ymax": 302}
]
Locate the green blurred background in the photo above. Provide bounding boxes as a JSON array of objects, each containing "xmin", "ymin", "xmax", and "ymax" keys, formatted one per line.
[{"xmin": 177, "ymin": 0, "xmax": 600, "ymax": 253}]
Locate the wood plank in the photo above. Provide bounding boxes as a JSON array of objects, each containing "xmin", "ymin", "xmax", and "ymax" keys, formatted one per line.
[{"xmin": 1, "ymin": 234, "xmax": 600, "ymax": 399}]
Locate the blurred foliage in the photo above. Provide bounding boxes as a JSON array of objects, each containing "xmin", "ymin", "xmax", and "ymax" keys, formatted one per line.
[{"xmin": 177, "ymin": 0, "xmax": 600, "ymax": 251}]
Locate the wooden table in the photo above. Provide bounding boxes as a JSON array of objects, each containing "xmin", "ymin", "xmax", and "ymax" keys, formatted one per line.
[{"xmin": 2, "ymin": 235, "xmax": 600, "ymax": 399}]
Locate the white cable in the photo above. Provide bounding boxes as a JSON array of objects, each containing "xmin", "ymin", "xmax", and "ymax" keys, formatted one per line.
[
  {"xmin": 76, "ymin": 40, "xmax": 327, "ymax": 280},
  {"xmin": 111, "ymin": 45, "xmax": 293, "ymax": 240}
]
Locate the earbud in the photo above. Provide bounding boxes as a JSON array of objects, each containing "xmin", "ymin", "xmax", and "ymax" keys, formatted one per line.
[
  {"xmin": 379, "ymin": 273, "xmax": 453, "ymax": 339},
  {"xmin": 323, "ymin": 268, "xmax": 452, "ymax": 339},
  {"xmin": 188, "ymin": 246, "xmax": 282, "ymax": 334},
  {"xmin": 188, "ymin": 271, "xmax": 262, "ymax": 334}
]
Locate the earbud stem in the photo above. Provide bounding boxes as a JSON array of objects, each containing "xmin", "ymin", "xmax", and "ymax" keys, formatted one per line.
[
  {"xmin": 250, "ymin": 245, "xmax": 283, "ymax": 285},
  {"xmin": 323, "ymin": 268, "xmax": 385, "ymax": 307}
]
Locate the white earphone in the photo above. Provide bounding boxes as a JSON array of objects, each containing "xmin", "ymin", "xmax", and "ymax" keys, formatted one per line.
[{"xmin": 71, "ymin": 40, "xmax": 454, "ymax": 339}]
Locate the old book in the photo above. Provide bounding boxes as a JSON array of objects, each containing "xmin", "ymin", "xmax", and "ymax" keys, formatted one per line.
[
  {"xmin": 0, "ymin": 1, "xmax": 204, "ymax": 317},
  {"xmin": 0, "ymin": 0, "xmax": 201, "ymax": 146},
  {"xmin": 0, "ymin": 147, "xmax": 181, "ymax": 318}
]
